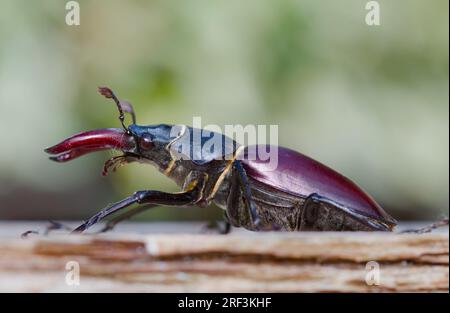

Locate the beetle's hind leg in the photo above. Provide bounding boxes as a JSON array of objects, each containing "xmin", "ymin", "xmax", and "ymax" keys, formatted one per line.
[
  {"xmin": 297, "ymin": 193, "xmax": 324, "ymax": 231},
  {"xmin": 400, "ymin": 217, "xmax": 449, "ymax": 234},
  {"xmin": 297, "ymin": 193, "xmax": 394, "ymax": 231}
]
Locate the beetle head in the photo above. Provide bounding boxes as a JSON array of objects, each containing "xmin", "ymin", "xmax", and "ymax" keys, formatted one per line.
[
  {"xmin": 45, "ymin": 87, "xmax": 176, "ymax": 174},
  {"xmin": 95, "ymin": 87, "xmax": 174, "ymax": 158},
  {"xmin": 126, "ymin": 124, "xmax": 174, "ymax": 157}
]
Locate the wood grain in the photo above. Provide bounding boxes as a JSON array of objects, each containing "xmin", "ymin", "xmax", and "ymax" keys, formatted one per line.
[{"xmin": 0, "ymin": 229, "xmax": 447, "ymax": 292}]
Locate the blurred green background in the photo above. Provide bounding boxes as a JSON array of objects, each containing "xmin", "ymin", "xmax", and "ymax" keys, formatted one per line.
[{"xmin": 0, "ymin": 0, "xmax": 448, "ymax": 222}]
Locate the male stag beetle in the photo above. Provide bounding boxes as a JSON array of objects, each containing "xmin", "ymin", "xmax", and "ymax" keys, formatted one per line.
[{"xmin": 45, "ymin": 87, "xmax": 397, "ymax": 233}]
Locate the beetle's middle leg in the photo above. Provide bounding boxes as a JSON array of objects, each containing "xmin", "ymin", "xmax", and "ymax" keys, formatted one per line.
[
  {"xmin": 226, "ymin": 160, "xmax": 259, "ymax": 229},
  {"xmin": 226, "ymin": 161, "xmax": 280, "ymax": 231}
]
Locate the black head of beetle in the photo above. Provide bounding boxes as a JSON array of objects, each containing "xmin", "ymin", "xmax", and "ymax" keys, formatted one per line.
[{"xmin": 128, "ymin": 124, "xmax": 172, "ymax": 156}]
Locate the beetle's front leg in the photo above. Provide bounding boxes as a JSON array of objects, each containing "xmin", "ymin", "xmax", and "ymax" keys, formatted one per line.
[
  {"xmin": 73, "ymin": 191, "xmax": 195, "ymax": 233},
  {"xmin": 21, "ymin": 220, "xmax": 72, "ymax": 238},
  {"xmin": 72, "ymin": 173, "xmax": 206, "ymax": 233},
  {"xmin": 98, "ymin": 204, "xmax": 157, "ymax": 233},
  {"xmin": 102, "ymin": 153, "xmax": 141, "ymax": 176}
]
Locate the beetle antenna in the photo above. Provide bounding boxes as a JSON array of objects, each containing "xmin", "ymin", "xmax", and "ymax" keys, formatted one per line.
[{"xmin": 98, "ymin": 87, "xmax": 137, "ymax": 129}]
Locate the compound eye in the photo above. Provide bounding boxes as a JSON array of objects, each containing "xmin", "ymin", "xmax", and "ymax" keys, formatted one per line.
[{"xmin": 139, "ymin": 134, "xmax": 154, "ymax": 150}]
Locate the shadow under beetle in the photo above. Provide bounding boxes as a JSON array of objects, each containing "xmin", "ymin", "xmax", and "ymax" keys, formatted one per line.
[{"xmin": 45, "ymin": 87, "xmax": 397, "ymax": 233}]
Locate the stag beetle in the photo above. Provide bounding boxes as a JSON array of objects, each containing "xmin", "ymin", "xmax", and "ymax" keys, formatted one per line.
[{"xmin": 45, "ymin": 87, "xmax": 397, "ymax": 233}]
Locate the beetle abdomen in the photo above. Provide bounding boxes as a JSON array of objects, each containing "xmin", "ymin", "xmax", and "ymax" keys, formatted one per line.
[{"xmin": 239, "ymin": 145, "xmax": 396, "ymax": 227}]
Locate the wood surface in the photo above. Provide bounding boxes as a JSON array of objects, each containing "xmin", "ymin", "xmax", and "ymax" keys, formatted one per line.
[{"xmin": 0, "ymin": 222, "xmax": 447, "ymax": 292}]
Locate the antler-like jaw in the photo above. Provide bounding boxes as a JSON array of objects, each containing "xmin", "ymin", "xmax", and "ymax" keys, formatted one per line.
[{"xmin": 45, "ymin": 128, "xmax": 136, "ymax": 162}]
